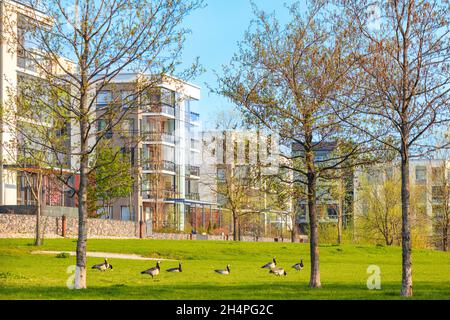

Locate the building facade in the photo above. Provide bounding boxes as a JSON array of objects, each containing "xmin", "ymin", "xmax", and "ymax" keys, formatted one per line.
[
  {"xmin": 353, "ymin": 159, "xmax": 450, "ymax": 238},
  {"xmin": 94, "ymin": 74, "xmax": 219, "ymax": 233},
  {"xmin": 0, "ymin": 0, "xmax": 77, "ymax": 212}
]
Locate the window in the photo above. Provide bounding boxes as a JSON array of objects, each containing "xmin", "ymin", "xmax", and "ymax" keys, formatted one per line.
[
  {"xmin": 217, "ymin": 168, "xmax": 226, "ymax": 181},
  {"xmin": 97, "ymin": 119, "xmax": 112, "ymax": 139},
  {"xmin": 121, "ymin": 206, "xmax": 130, "ymax": 221},
  {"xmin": 161, "ymin": 88, "xmax": 175, "ymax": 106},
  {"xmin": 121, "ymin": 90, "xmax": 135, "ymax": 109},
  {"xmin": 97, "ymin": 91, "xmax": 112, "ymax": 107},
  {"xmin": 97, "ymin": 207, "xmax": 112, "ymax": 219},
  {"xmin": 121, "ymin": 118, "xmax": 134, "ymax": 135},
  {"xmin": 415, "ymin": 166, "xmax": 427, "ymax": 184}
]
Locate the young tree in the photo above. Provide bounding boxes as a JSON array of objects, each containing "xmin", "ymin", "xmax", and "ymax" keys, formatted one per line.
[
  {"xmin": 356, "ymin": 167, "xmax": 403, "ymax": 246},
  {"xmin": 2, "ymin": 0, "xmax": 202, "ymax": 289},
  {"xmin": 87, "ymin": 144, "xmax": 134, "ymax": 218},
  {"xmin": 342, "ymin": 0, "xmax": 450, "ymax": 296},
  {"xmin": 216, "ymin": 1, "xmax": 373, "ymax": 288}
]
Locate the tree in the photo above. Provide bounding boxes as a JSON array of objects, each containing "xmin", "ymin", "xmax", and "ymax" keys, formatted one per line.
[
  {"xmin": 87, "ymin": 144, "xmax": 134, "ymax": 218},
  {"xmin": 2, "ymin": 0, "xmax": 203, "ymax": 289},
  {"xmin": 342, "ymin": 0, "xmax": 450, "ymax": 296},
  {"xmin": 216, "ymin": 1, "xmax": 373, "ymax": 288},
  {"xmin": 356, "ymin": 167, "xmax": 403, "ymax": 246}
]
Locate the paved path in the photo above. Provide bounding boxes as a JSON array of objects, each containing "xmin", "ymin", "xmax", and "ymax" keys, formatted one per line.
[{"xmin": 31, "ymin": 250, "xmax": 177, "ymax": 261}]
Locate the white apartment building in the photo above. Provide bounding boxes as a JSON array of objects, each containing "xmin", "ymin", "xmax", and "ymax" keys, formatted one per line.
[
  {"xmin": 0, "ymin": 0, "xmax": 77, "ymax": 211},
  {"xmin": 94, "ymin": 74, "xmax": 220, "ymax": 233}
]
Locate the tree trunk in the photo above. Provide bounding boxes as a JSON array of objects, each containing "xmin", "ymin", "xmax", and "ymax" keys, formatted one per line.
[
  {"xmin": 75, "ymin": 153, "xmax": 88, "ymax": 289},
  {"xmin": 232, "ymin": 212, "xmax": 238, "ymax": 241},
  {"xmin": 400, "ymin": 144, "xmax": 413, "ymax": 297},
  {"xmin": 34, "ymin": 179, "xmax": 42, "ymax": 246},
  {"xmin": 291, "ymin": 220, "xmax": 296, "ymax": 243},
  {"xmin": 337, "ymin": 177, "xmax": 343, "ymax": 245},
  {"xmin": 307, "ymin": 166, "xmax": 321, "ymax": 288}
]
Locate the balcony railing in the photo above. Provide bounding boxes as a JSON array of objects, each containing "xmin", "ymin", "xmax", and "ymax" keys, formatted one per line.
[
  {"xmin": 189, "ymin": 112, "xmax": 200, "ymax": 122},
  {"xmin": 142, "ymin": 104, "xmax": 175, "ymax": 116},
  {"xmin": 190, "ymin": 139, "xmax": 201, "ymax": 150},
  {"xmin": 186, "ymin": 165, "xmax": 200, "ymax": 177},
  {"xmin": 186, "ymin": 192, "xmax": 200, "ymax": 200},
  {"xmin": 142, "ymin": 160, "xmax": 176, "ymax": 172},
  {"xmin": 142, "ymin": 188, "xmax": 177, "ymax": 199},
  {"xmin": 141, "ymin": 131, "xmax": 175, "ymax": 144},
  {"xmin": 17, "ymin": 50, "xmax": 50, "ymax": 72}
]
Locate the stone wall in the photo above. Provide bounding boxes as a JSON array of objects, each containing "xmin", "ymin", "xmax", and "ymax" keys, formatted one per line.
[
  {"xmin": 0, "ymin": 213, "xmax": 139, "ymax": 238},
  {"xmin": 0, "ymin": 213, "xmax": 309, "ymax": 242}
]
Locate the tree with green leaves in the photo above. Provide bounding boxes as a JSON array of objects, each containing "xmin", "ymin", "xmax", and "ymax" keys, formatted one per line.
[
  {"xmin": 216, "ymin": 1, "xmax": 374, "ymax": 288},
  {"xmin": 87, "ymin": 145, "xmax": 134, "ymax": 218}
]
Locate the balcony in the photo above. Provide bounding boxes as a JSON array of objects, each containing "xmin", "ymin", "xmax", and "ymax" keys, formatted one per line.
[
  {"xmin": 141, "ymin": 160, "xmax": 176, "ymax": 173},
  {"xmin": 142, "ymin": 188, "xmax": 177, "ymax": 200},
  {"xmin": 190, "ymin": 139, "xmax": 201, "ymax": 151},
  {"xmin": 17, "ymin": 50, "xmax": 50, "ymax": 73},
  {"xmin": 186, "ymin": 192, "xmax": 200, "ymax": 201},
  {"xmin": 141, "ymin": 131, "xmax": 175, "ymax": 144},
  {"xmin": 189, "ymin": 112, "xmax": 200, "ymax": 125},
  {"xmin": 186, "ymin": 165, "xmax": 200, "ymax": 177},
  {"xmin": 142, "ymin": 104, "xmax": 175, "ymax": 117}
]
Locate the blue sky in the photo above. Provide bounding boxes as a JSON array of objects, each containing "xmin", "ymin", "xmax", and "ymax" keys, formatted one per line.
[{"xmin": 179, "ymin": 0, "xmax": 299, "ymax": 128}]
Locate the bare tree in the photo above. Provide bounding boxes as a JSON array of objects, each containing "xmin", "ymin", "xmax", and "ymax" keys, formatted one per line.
[
  {"xmin": 2, "ymin": 0, "xmax": 202, "ymax": 289},
  {"xmin": 342, "ymin": 0, "xmax": 450, "ymax": 296},
  {"xmin": 216, "ymin": 1, "xmax": 376, "ymax": 288}
]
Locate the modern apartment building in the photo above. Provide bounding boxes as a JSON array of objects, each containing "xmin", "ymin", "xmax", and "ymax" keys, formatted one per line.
[
  {"xmin": 0, "ymin": 0, "xmax": 77, "ymax": 212},
  {"xmin": 354, "ymin": 158, "xmax": 450, "ymax": 228},
  {"xmin": 95, "ymin": 74, "xmax": 219, "ymax": 233},
  {"xmin": 199, "ymin": 129, "xmax": 293, "ymax": 237}
]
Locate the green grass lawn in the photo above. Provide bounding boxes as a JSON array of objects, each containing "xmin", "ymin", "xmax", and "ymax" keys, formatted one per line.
[{"xmin": 0, "ymin": 238, "xmax": 449, "ymax": 300}]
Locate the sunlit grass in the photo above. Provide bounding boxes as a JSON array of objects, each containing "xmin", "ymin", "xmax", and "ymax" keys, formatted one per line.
[{"xmin": 0, "ymin": 238, "xmax": 448, "ymax": 299}]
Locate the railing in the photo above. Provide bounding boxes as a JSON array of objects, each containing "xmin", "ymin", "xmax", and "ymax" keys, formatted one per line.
[
  {"xmin": 142, "ymin": 160, "xmax": 176, "ymax": 172},
  {"xmin": 186, "ymin": 192, "xmax": 200, "ymax": 200},
  {"xmin": 186, "ymin": 165, "xmax": 200, "ymax": 176},
  {"xmin": 142, "ymin": 104, "xmax": 175, "ymax": 116},
  {"xmin": 190, "ymin": 139, "xmax": 201, "ymax": 150},
  {"xmin": 189, "ymin": 112, "xmax": 200, "ymax": 122},
  {"xmin": 17, "ymin": 50, "xmax": 50, "ymax": 72},
  {"xmin": 142, "ymin": 188, "xmax": 177, "ymax": 199},
  {"xmin": 141, "ymin": 131, "xmax": 175, "ymax": 144}
]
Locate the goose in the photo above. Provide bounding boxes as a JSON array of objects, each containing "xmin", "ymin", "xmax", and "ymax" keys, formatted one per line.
[
  {"xmin": 214, "ymin": 264, "xmax": 231, "ymax": 275},
  {"xmin": 261, "ymin": 257, "xmax": 276, "ymax": 269},
  {"xmin": 292, "ymin": 259, "xmax": 304, "ymax": 271},
  {"xmin": 269, "ymin": 267, "xmax": 287, "ymax": 276},
  {"xmin": 141, "ymin": 261, "xmax": 161, "ymax": 278},
  {"xmin": 91, "ymin": 259, "xmax": 113, "ymax": 271},
  {"xmin": 166, "ymin": 262, "xmax": 182, "ymax": 273}
]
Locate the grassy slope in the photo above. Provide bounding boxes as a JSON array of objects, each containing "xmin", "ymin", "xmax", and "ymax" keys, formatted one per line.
[{"xmin": 0, "ymin": 238, "xmax": 449, "ymax": 300}]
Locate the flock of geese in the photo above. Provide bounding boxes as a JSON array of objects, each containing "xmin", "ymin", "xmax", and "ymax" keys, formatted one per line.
[{"xmin": 91, "ymin": 257, "xmax": 303, "ymax": 278}]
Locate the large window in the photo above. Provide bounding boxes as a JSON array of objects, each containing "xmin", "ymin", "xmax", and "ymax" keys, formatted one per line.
[
  {"xmin": 161, "ymin": 88, "xmax": 175, "ymax": 106},
  {"xmin": 121, "ymin": 90, "xmax": 135, "ymax": 110},
  {"xmin": 415, "ymin": 166, "xmax": 427, "ymax": 184},
  {"xmin": 121, "ymin": 206, "xmax": 131, "ymax": 221},
  {"xmin": 97, "ymin": 91, "xmax": 112, "ymax": 107}
]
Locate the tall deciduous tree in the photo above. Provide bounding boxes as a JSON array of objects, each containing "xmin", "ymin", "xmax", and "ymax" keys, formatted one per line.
[
  {"xmin": 342, "ymin": 0, "xmax": 450, "ymax": 296},
  {"xmin": 2, "ymin": 0, "xmax": 202, "ymax": 289},
  {"xmin": 216, "ymin": 1, "xmax": 373, "ymax": 288}
]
